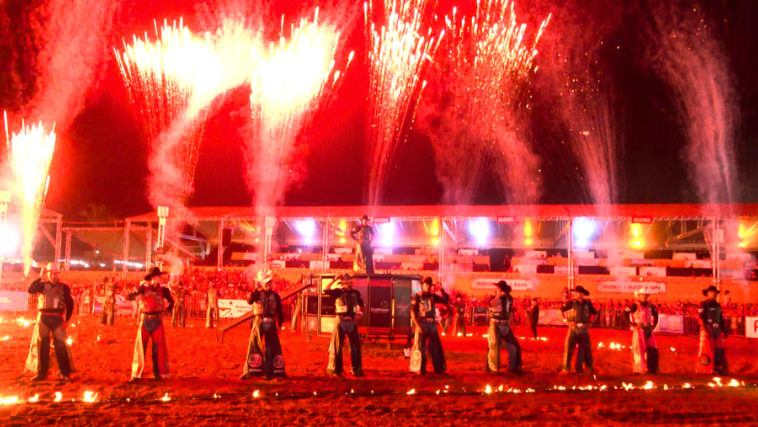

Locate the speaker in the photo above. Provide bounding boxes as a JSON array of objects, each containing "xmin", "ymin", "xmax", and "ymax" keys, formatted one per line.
[{"xmin": 222, "ymin": 229, "xmax": 232, "ymax": 246}]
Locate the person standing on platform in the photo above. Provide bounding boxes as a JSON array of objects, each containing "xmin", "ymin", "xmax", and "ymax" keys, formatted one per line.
[
  {"xmin": 486, "ymin": 281, "xmax": 522, "ymax": 375},
  {"xmin": 25, "ymin": 263, "xmax": 75, "ymax": 381},
  {"xmin": 127, "ymin": 267, "xmax": 174, "ymax": 381},
  {"xmin": 350, "ymin": 215, "xmax": 375, "ymax": 274},
  {"xmin": 325, "ymin": 273, "xmax": 365, "ymax": 377},
  {"xmin": 171, "ymin": 280, "xmax": 188, "ymax": 328},
  {"xmin": 241, "ymin": 270, "xmax": 286, "ymax": 380},
  {"xmin": 100, "ymin": 277, "xmax": 117, "ymax": 325},
  {"xmin": 410, "ymin": 277, "xmax": 449, "ymax": 375},
  {"xmin": 206, "ymin": 281, "xmax": 220, "ymax": 329},
  {"xmin": 453, "ymin": 294, "xmax": 467, "ymax": 337},
  {"xmin": 560, "ymin": 286, "xmax": 598, "ymax": 374},
  {"xmin": 625, "ymin": 289, "xmax": 660, "ymax": 374},
  {"xmin": 697, "ymin": 285, "xmax": 728, "ymax": 375},
  {"xmin": 527, "ymin": 298, "xmax": 540, "ymax": 339}
]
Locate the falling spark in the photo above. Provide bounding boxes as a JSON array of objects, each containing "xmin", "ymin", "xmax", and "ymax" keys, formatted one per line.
[
  {"xmin": 4, "ymin": 112, "xmax": 56, "ymax": 276},
  {"xmin": 83, "ymin": 391, "xmax": 98, "ymax": 403},
  {"xmin": 160, "ymin": 393, "xmax": 171, "ymax": 402},
  {"xmin": 364, "ymin": 0, "xmax": 443, "ymax": 206},
  {"xmin": 66, "ymin": 337, "xmax": 73, "ymax": 346},
  {"xmin": 248, "ymin": 9, "xmax": 351, "ymax": 217},
  {"xmin": 28, "ymin": 394, "xmax": 39, "ymax": 403},
  {"xmin": 54, "ymin": 392, "xmax": 62, "ymax": 402},
  {"xmin": 669, "ymin": 347, "xmax": 676, "ymax": 352}
]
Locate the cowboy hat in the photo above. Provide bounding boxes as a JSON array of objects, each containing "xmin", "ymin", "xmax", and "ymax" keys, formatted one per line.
[
  {"xmin": 572, "ymin": 286, "xmax": 590, "ymax": 296},
  {"xmin": 496, "ymin": 280, "xmax": 511, "ymax": 292},
  {"xmin": 634, "ymin": 288, "xmax": 650, "ymax": 298},
  {"xmin": 360, "ymin": 215, "xmax": 370, "ymax": 221},
  {"xmin": 422, "ymin": 276, "xmax": 434, "ymax": 286},
  {"xmin": 144, "ymin": 267, "xmax": 168, "ymax": 281},
  {"xmin": 702, "ymin": 285, "xmax": 720, "ymax": 296},
  {"xmin": 256, "ymin": 269, "xmax": 274, "ymax": 284},
  {"xmin": 46, "ymin": 262, "xmax": 61, "ymax": 273}
]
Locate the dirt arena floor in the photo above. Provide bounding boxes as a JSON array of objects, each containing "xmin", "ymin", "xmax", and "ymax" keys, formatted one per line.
[{"xmin": 1, "ymin": 315, "xmax": 757, "ymax": 426}]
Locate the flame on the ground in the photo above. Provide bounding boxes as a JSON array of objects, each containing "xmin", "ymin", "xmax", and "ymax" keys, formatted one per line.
[
  {"xmin": 622, "ymin": 382, "xmax": 634, "ymax": 391},
  {"xmin": 83, "ymin": 391, "xmax": 98, "ymax": 403},
  {"xmin": 1, "ymin": 336, "xmax": 10, "ymax": 341},
  {"xmin": 683, "ymin": 383, "xmax": 692, "ymax": 389},
  {"xmin": 407, "ymin": 389, "xmax": 416, "ymax": 395},
  {"xmin": 484, "ymin": 385, "xmax": 492, "ymax": 394},
  {"xmin": 28, "ymin": 394, "xmax": 39, "ymax": 402},
  {"xmin": 54, "ymin": 392, "xmax": 62, "ymax": 402},
  {"xmin": 642, "ymin": 381, "xmax": 654, "ymax": 390},
  {"xmin": 727, "ymin": 379, "xmax": 742, "ymax": 387},
  {"xmin": 66, "ymin": 337, "xmax": 73, "ymax": 345},
  {"xmin": 16, "ymin": 317, "xmax": 31, "ymax": 327},
  {"xmin": 0, "ymin": 396, "xmax": 19, "ymax": 405},
  {"xmin": 160, "ymin": 393, "xmax": 171, "ymax": 402},
  {"xmin": 253, "ymin": 390, "xmax": 260, "ymax": 398}
]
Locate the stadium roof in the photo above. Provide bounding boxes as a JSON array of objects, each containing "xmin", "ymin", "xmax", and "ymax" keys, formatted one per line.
[{"xmin": 125, "ymin": 204, "xmax": 758, "ymax": 222}]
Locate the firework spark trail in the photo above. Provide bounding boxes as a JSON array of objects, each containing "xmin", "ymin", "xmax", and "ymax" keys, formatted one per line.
[
  {"xmin": 364, "ymin": 0, "xmax": 443, "ymax": 207},
  {"xmin": 115, "ymin": 19, "xmax": 258, "ymax": 220},
  {"xmin": 247, "ymin": 9, "xmax": 351, "ymax": 218},
  {"xmin": 650, "ymin": 5, "xmax": 737, "ymax": 209},
  {"xmin": 3, "ymin": 112, "xmax": 56, "ymax": 276},
  {"xmin": 24, "ymin": 0, "xmax": 118, "ymax": 129},
  {"xmin": 425, "ymin": 0, "xmax": 548, "ymax": 205}
]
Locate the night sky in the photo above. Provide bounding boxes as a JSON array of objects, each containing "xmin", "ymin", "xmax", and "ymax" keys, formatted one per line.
[{"xmin": 1, "ymin": 0, "xmax": 757, "ymax": 222}]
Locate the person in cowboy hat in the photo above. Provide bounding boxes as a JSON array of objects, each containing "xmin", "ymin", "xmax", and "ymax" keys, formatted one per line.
[
  {"xmin": 696, "ymin": 285, "xmax": 728, "ymax": 374},
  {"xmin": 559, "ymin": 286, "xmax": 598, "ymax": 374},
  {"xmin": 625, "ymin": 287, "xmax": 660, "ymax": 374},
  {"xmin": 126, "ymin": 267, "xmax": 174, "ymax": 381},
  {"xmin": 241, "ymin": 269, "xmax": 286, "ymax": 380},
  {"xmin": 25, "ymin": 262, "xmax": 75, "ymax": 381},
  {"xmin": 325, "ymin": 272, "xmax": 365, "ymax": 377},
  {"xmin": 205, "ymin": 278, "xmax": 221, "ymax": 329},
  {"xmin": 410, "ymin": 277, "xmax": 450, "ymax": 375},
  {"xmin": 350, "ymin": 215, "xmax": 375, "ymax": 274},
  {"xmin": 485, "ymin": 281, "xmax": 522, "ymax": 375}
]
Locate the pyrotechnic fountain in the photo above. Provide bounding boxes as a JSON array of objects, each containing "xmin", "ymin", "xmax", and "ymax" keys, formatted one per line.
[
  {"xmin": 648, "ymin": 5, "xmax": 737, "ymax": 208},
  {"xmin": 246, "ymin": 9, "xmax": 351, "ymax": 219},
  {"xmin": 423, "ymin": 0, "xmax": 549, "ymax": 206},
  {"xmin": 3, "ymin": 112, "xmax": 56, "ymax": 276},
  {"xmin": 115, "ymin": 19, "xmax": 257, "ymax": 225},
  {"xmin": 364, "ymin": 0, "xmax": 443, "ymax": 207}
]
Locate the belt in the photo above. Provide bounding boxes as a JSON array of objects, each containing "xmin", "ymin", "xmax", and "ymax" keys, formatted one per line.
[
  {"xmin": 262, "ymin": 317, "xmax": 274, "ymax": 323},
  {"xmin": 424, "ymin": 318, "xmax": 436, "ymax": 323},
  {"xmin": 39, "ymin": 311, "xmax": 64, "ymax": 318},
  {"xmin": 141, "ymin": 313, "xmax": 162, "ymax": 320},
  {"xmin": 490, "ymin": 319, "xmax": 509, "ymax": 324},
  {"xmin": 574, "ymin": 323, "xmax": 587, "ymax": 328}
]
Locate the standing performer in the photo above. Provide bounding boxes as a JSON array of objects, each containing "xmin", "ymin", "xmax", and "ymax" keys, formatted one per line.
[
  {"xmin": 171, "ymin": 280, "xmax": 188, "ymax": 328},
  {"xmin": 697, "ymin": 285, "xmax": 728, "ymax": 375},
  {"xmin": 527, "ymin": 298, "xmax": 540, "ymax": 339},
  {"xmin": 206, "ymin": 281, "xmax": 220, "ymax": 329},
  {"xmin": 560, "ymin": 286, "xmax": 598, "ymax": 374},
  {"xmin": 452, "ymin": 294, "xmax": 467, "ymax": 337},
  {"xmin": 625, "ymin": 289, "xmax": 659, "ymax": 374},
  {"xmin": 100, "ymin": 277, "xmax": 117, "ymax": 325},
  {"xmin": 410, "ymin": 277, "xmax": 449, "ymax": 375},
  {"xmin": 290, "ymin": 291, "xmax": 302, "ymax": 332},
  {"xmin": 485, "ymin": 281, "xmax": 522, "ymax": 375},
  {"xmin": 241, "ymin": 270, "xmax": 285, "ymax": 380},
  {"xmin": 127, "ymin": 267, "xmax": 174, "ymax": 381},
  {"xmin": 325, "ymin": 273, "xmax": 365, "ymax": 377},
  {"xmin": 350, "ymin": 215, "xmax": 375, "ymax": 274},
  {"xmin": 25, "ymin": 263, "xmax": 75, "ymax": 381}
]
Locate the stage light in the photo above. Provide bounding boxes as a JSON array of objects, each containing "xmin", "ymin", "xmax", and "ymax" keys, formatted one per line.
[
  {"xmin": 340, "ymin": 238, "xmax": 346, "ymax": 244},
  {"xmin": 377, "ymin": 221, "xmax": 395, "ymax": 247},
  {"xmin": 0, "ymin": 224, "xmax": 20, "ymax": 256},
  {"xmin": 294, "ymin": 220, "xmax": 316, "ymax": 237},
  {"xmin": 739, "ymin": 242, "xmax": 745, "ymax": 248},
  {"xmin": 573, "ymin": 218, "xmax": 596, "ymax": 248},
  {"xmin": 432, "ymin": 238, "xmax": 439, "ymax": 245},
  {"xmin": 431, "ymin": 218, "xmax": 439, "ymax": 236},
  {"xmin": 468, "ymin": 218, "xmax": 490, "ymax": 246},
  {"xmin": 524, "ymin": 238, "xmax": 533, "ymax": 246},
  {"xmin": 524, "ymin": 220, "xmax": 532, "ymax": 237}
]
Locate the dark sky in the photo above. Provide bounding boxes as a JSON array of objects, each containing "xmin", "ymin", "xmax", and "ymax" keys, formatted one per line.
[{"xmin": 1, "ymin": 0, "xmax": 757, "ymax": 222}]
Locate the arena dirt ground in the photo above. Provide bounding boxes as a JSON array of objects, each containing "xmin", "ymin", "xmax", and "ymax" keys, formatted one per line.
[{"xmin": 1, "ymin": 315, "xmax": 757, "ymax": 426}]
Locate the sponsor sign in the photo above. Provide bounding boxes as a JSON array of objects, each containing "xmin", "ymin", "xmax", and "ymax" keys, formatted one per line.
[
  {"xmin": 270, "ymin": 260, "xmax": 286, "ymax": 269},
  {"xmin": 539, "ymin": 309, "xmax": 566, "ymax": 326},
  {"xmin": 525, "ymin": 250, "xmax": 547, "ymax": 259},
  {"xmin": 685, "ymin": 260, "xmax": 712, "ymax": 269},
  {"xmin": 673, "ymin": 253, "xmax": 697, "ymax": 261},
  {"xmin": 596, "ymin": 281, "xmax": 666, "ymax": 295},
  {"xmin": 654, "ymin": 314, "xmax": 684, "ymax": 334},
  {"xmin": 611, "ymin": 266, "xmax": 637, "ymax": 277},
  {"xmin": 93, "ymin": 295, "xmax": 135, "ymax": 315},
  {"xmin": 513, "ymin": 265, "xmax": 537, "ymax": 274},
  {"xmin": 632, "ymin": 216, "xmax": 653, "ymax": 224},
  {"xmin": 746, "ymin": 317, "xmax": 758, "ymax": 339},
  {"xmin": 471, "ymin": 279, "xmax": 535, "ymax": 292},
  {"xmin": 496, "ymin": 216, "xmax": 516, "ymax": 223},
  {"xmin": 639, "ymin": 266, "xmax": 666, "ymax": 277},
  {"xmin": 0, "ymin": 291, "xmax": 28, "ymax": 312},
  {"xmin": 218, "ymin": 299, "xmax": 251, "ymax": 318},
  {"xmin": 630, "ymin": 259, "xmax": 655, "ymax": 267},
  {"xmin": 373, "ymin": 217, "xmax": 391, "ymax": 224}
]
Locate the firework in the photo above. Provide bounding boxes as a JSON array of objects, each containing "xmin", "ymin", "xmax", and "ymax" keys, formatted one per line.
[
  {"xmin": 248, "ymin": 9, "xmax": 351, "ymax": 217},
  {"xmin": 3, "ymin": 111, "xmax": 56, "ymax": 276},
  {"xmin": 427, "ymin": 0, "xmax": 548, "ymax": 205},
  {"xmin": 364, "ymin": 0, "xmax": 443, "ymax": 206}
]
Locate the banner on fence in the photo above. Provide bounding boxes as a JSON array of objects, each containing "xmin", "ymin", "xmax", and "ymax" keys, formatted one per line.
[
  {"xmin": 92, "ymin": 295, "xmax": 134, "ymax": 315},
  {"xmin": 596, "ymin": 281, "xmax": 666, "ymax": 295},
  {"xmin": 0, "ymin": 291, "xmax": 28, "ymax": 312},
  {"xmin": 218, "ymin": 299, "xmax": 251, "ymax": 318},
  {"xmin": 654, "ymin": 314, "xmax": 684, "ymax": 334},
  {"xmin": 746, "ymin": 317, "xmax": 758, "ymax": 339},
  {"xmin": 471, "ymin": 279, "xmax": 535, "ymax": 292}
]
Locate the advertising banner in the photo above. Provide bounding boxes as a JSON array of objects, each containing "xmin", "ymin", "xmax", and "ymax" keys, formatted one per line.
[
  {"xmin": 218, "ymin": 299, "xmax": 251, "ymax": 318},
  {"xmin": 538, "ymin": 309, "xmax": 566, "ymax": 326},
  {"xmin": 0, "ymin": 291, "xmax": 28, "ymax": 312},
  {"xmin": 654, "ymin": 314, "xmax": 684, "ymax": 334},
  {"xmin": 596, "ymin": 281, "xmax": 666, "ymax": 295},
  {"xmin": 92, "ymin": 295, "xmax": 134, "ymax": 315},
  {"xmin": 745, "ymin": 317, "xmax": 758, "ymax": 339},
  {"xmin": 367, "ymin": 277, "xmax": 392, "ymax": 334},
  {"xmin": 472, "ymin": 279, "xmax": 535, "ymax": 292}
]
